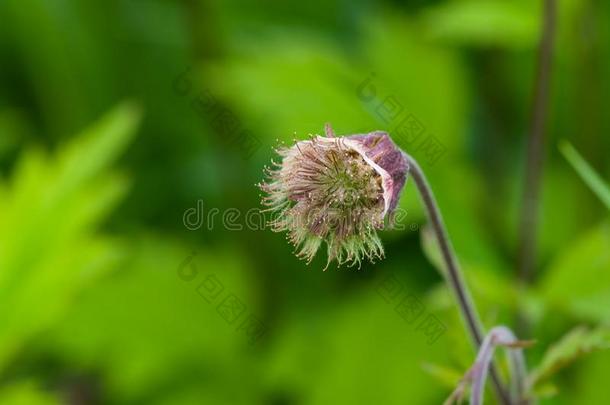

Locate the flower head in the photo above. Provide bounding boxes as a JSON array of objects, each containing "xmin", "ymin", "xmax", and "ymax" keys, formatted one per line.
[{"xmin": 259, "ymin": 125, "xmax": 408, "ymax": 269}]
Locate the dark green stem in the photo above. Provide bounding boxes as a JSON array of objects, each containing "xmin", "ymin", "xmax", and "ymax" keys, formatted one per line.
[{"xmin": 518, "ymin": 0, "xmax": 556, "ymax": 287}]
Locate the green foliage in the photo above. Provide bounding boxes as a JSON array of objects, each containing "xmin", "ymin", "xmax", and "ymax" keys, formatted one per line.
[
  {"xmin": 47, "ymin": 237, "xmax": 262, "ymax": 404},
  {"xmin": 559, "ymin": 140, "xmax": 610, "ymax": 210},
  {"xmin": 421, "ymin": 362, "xmax": 463, "ymax": 389},
  {"xmin": 529, "ymin": 326, "xmax": 610, "ymax": 389},
  {"xmin": 1, "ymin": 0, "xmax": 610, "ymax": 404},
  {"xmin": 0, "ymin": 103, "xmax": 140, "ymax": 376},
  {"xmin": 263, "ymin": 284, "xmax": 450, "ymax": 404},
  {"xmin": 540, "ymin": 222, "xmax": 610, "ymax": 321},
  {"xmin": 0, "ymin": 381, "xmax": 59, "ymax": 405},
  {"xmin": 420, "ymin": 0, "xmax": 539, "ymax": 48}
]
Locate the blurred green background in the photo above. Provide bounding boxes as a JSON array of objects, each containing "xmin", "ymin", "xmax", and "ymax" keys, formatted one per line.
[{"xmin": 1, "ymin": 0, "xmax": 609, "ymax": 404}]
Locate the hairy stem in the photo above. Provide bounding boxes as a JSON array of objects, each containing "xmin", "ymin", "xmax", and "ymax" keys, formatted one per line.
[{"xmin": 405, "ymin": 155, "xmax": 513, "ymax": 405}]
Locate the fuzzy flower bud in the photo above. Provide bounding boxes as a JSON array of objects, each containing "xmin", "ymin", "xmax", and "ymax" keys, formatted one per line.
[{"xmin": 259, "ymin": 125, "xmax": 408, "ymax": 269}]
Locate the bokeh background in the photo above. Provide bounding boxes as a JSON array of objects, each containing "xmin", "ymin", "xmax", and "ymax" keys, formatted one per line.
[{"xmin": 1, "ymin": 0, "xmax": 609, "ymax": 404}]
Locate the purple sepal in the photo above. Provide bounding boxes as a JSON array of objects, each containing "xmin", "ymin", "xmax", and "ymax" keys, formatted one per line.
[{"xmin": 346, "ymin": 131, "xmax": 408, "ymax": 213}]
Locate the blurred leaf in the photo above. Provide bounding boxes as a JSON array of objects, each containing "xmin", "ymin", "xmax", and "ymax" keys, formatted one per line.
[
  {"xmin": 2, "ymin": 0, "xmax": 93, "ymax": 136},
  {"xmin": 539, "ymin": 222, "xmax": 610, "ymax": 321},
  {"xmin": 501, "ymin": 161, "xmax": 601, "ymax": 274},
  {"xmin": 421, "ymin": 362, "xmax": 463, "ymax": 389},
  {"xmin": 0, "ymin": 381, "xmax": 58, "ymax": 405},
  {"xmin": 47, "ymin": 237, "xmax": 263, "ymax": 404},
  {"xmin": 359, "ymin": 16, "xmax": 512, "ymax": 276},
  {"xmin": 559, "ymin": 140, "xmax": 610, "ymax": 210},
  {"xmin": 538, "ymin": 166, "xmax": 601, "ymax": 267},
  {"xmin": 420, "ymin": 0, "xmax": 539, "ymax": 48},
  {"xmin": 361, "ymin": 14, "xmax": 470, "ymax": 160},
  {"xmin": 204, "ymin": 35, "xmax": 374, "ymax": 145},
  {"xmin": 0, "ymin": 102, "xmax": 140, "ymax": 369},
  {"xmin": 0, "ymin": 109, "xmax": 31, "ymax": 158},
  {"xmin": 263, "ymin": 283, "xmax": 450, "ymax": 405},
  {"xmin": 568, "ymin": 350, "xmax": 610, "ymax": 403},
  {"xmin": 531, "ymin": 382, "xmax": 558, "ymax": 400},
  {"xmin": 53, "ymin": 101, "xmax": 141, "ymax": 198},
  {"xmin": 207, "ymin": 12, "xmax": 471, "ymax": 185},
  {"xmin": 528, "ymin": 326, "xmax": 610, "ymax": 388}
]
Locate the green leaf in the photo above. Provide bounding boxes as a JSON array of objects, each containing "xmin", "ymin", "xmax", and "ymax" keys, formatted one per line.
[
  {"xmin": 559, "ymin": 140, "xmax": 610, "ymax": 210},
  {"xmin": 0, "ymin": 102, "xmax": 140, "ymax": 370},
  {"xmin": 421, "ymin": 362, "xmax": 463, "ymax": 389},
  {"xmin": 0, "ymin": 381, "xmax": 59, "ymax": 405},
  {"xmin": 47, "ymin": 237, "xmax": 262, "ymax": 404},
  {"xmin": 531, "ymin": 383, "xmax": 558, "ymax": 400},
  {"xmin": 528, "ymin": 326, "xmax": 610, "ymax": 387},
  {"xmin": 264, "ymin": 281, "xmax": 450, "ymax": 405},
  {"xmin": 420, "ymin": 0, "xmax": 539, "ymax": 48},
  {"xmin": 540, "ymin": 222, "xmax": 610, "ymax": 321}
]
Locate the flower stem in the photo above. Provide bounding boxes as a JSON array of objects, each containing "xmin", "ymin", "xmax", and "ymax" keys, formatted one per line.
[
  {"xmin": 469, "ymin": 327, "xmax": 529, "ymax": 405},
  {"xmin": 445, "ymin": 326, "xmax": 530, "ymax": 405},
  {"xmin": 405, "ymin": 154, "xmax": 513, "ymax": 405}
]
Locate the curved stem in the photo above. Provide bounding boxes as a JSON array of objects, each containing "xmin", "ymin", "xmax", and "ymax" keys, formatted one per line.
[
  {"xmin": 469, "ymin": 327, "xmax": 528, "ymax": 405},
  {"xmin": 405, "ymin": 154, "xmax": 513, "ymax": 405}
]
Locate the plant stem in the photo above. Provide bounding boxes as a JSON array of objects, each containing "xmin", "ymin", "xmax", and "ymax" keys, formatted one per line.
[
  {"xmin": 518, "ymin": 0, "xmax": 556, "ymax": 286},
  {"xmin": 469, "ymin": 327, "xmax": 528, "ymax": 405},
  {"xmin": 517, "ymin": 0, "xmax": 556, "ymax": 340},
  {"xmin": 405, "ymin": 154, "xmax": 513, "ymax": 405}
]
